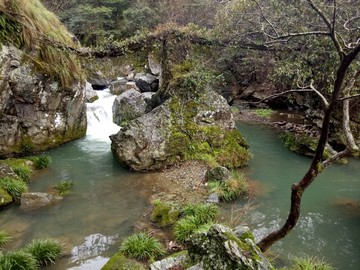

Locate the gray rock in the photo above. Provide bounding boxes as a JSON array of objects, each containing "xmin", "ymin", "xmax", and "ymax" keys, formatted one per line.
[
  {"xmin": 150, "ymin": 251, "xmax": 189, "ymax": 270},
  {"xmin": 125, "ymin": 81, "xmax": 140, "ymax": 92},
  {"xmin": 207, "ymin": 193, "xmax": 220, "ymax": 204},
  {"xmin": 0, "ymin": 164, "xmax": 19, "ymax": 179},
  {"xmin": 110, "ymin": 78, "xmax": 128, "ymax": 95},
  {"xmin": 205, "ymin": 167, "xmax": 231, "ymax": 182},
  {"xmin": 187, "ymin": 263, "xmax": 203, "ymax": 270},
  {"xmin": 110, "ymin": 103, "xmax": 173, "ymax": 171},
  {"xmin": 142, "ymin": 92, "xmax": 156, "ymax": 105},
  {"xmin": 234, "ymin": 225, "xmax": 251, "ymax": 238},
  {"xmin": 135, "ymin": 73, "xmax": 159, "ymax": 92},
  {"xmin": 112, "ymin": 89, "xmax": 147, "ymax": 126},
  {"xmin": 0, "ymin": 45, "xmax": 86, "ymax": 158},
  {"xmin": 85, "ymin": 81, "xmax": 98, "ymax": 103},
  {"xmin": 148, "ymin": 54, "xmax": 162, "ymax": 76},
  {"xmin": 20, "ymin": 192, "xmax": 62, "ymax": 211}
]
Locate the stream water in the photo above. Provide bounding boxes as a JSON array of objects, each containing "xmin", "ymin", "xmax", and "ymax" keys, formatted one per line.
[{"xmin": 0, "ymin": 91, "xmax": 359, "ymax": 269}]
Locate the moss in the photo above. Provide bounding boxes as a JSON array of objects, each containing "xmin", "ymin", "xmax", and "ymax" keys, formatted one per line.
[
  {"xmin": 151, "ymin": 200, "xmax": 180, "ymax": 227},
  {"xmin": 101, "ymin": 252, "xmax": 146, "ymax": 270},
  {"xmin": 167, "ymin": 97, "xmax": 251, "ymax": 168},
  {"xmin": 0, "ymin": 187, "xmax": 13, "ymax": 206}
]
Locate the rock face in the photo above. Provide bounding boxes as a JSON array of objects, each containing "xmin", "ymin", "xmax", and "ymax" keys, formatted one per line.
[
  {"xmin": 19, "ymin": 192, "xmax": 62, "ymax": 211},
  {"xmin": 205, "ymin": 167, "xmax": 231, "ymax": 182},
  {"xmin": 0, "ymin": 45, "xmax": 87, "ymax": 157},
  {"xmin": 110, "ymin": 90, "xmax": 250, "ymax": 171},
  {"xmin": 186, "ymin": 224, "xmax": 274, "ymax": 270}
]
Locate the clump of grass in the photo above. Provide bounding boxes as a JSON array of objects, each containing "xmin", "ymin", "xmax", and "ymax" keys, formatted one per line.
[
  {"xmin": 29, "ymin": 155, "xmax": 52, "ymax": 169},
  {"xmin": 289, "ymin": 256, "xmax": 334, "ymax": 270},
  {"xmin": 0, "ymin": 231, "xmax": 11, "ymax": 247},
  {"xmin": 0, "ymin": 250, "xmax": 38, "ymax": 270},
  {"xmin": 208, "ymin": 171, "xmax": 248, "ymax": 202},
  {"xmin": 254, "ymin": 108, "xmax": 274, "ymax": 118},
  {"xmin": 173, "ymin": 203, "xmax": 219, "ymax": 243},
  {"xmin": 182, "ymin": 203, "xmax": 219, "ymax": 224},
  {"xmin": 0, "ymin": 177, "xmax": 28, "ymax": 202},
  {"xmin": 53, "ymin": 180, "xmax": 74, "ymax": 196},
  {"xmin": 24, "ymin": 238, "xmax": 62, "ymax": 266},
  {"xmin": 12, "ymin": 165, "xmax": 32, "ymax": 182},
  {"xmin": 120, "ymin": 232, "xmax": 165, "ymax": 261}
]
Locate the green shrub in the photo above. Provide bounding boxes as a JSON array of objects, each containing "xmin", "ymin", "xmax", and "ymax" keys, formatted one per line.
[
  {"xmin": 0, "ymin": 250, "xmax": 38, "ymax": 270},
  {"xmin": 120, "ymin": 233, "xmax": 165, "ymax": 261},
  {"xmin": 24, "ymin": 238, "xmax": 62, "ymax": 266},
  {"xmin": 29, "ymin": 156, "xmax": 52, "ymax": 169},
  {"xmin": 289, "ymin": 256, "xmax": 334, "ymax": 270},
  {"xmin": 0, "ymin": 177, "xmax": 28, "ymax": 202},
  {"xmin": 53, "ymin": 180, "xmax": 74, "ymax": 196},
  {"xmin": 0, "ymin": 231, "xmax": 11, "ymax": 247},
  {"xmin": 208, "ymin": 172, "xmax": 248, "ymax": 202},
  {"xmin": 12, "ymin": 165, "xmax": 32, "ymax": 182}
]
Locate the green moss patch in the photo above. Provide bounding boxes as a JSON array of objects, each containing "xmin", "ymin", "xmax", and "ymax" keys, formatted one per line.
[{"xmin": 151, "ymin": 200, "xmax": 180, "ymax": 227}]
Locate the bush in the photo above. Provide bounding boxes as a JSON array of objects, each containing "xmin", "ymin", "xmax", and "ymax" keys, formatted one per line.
[
  {"xmin": 53, "ymin": 180, "xmax": 74, "ymax": 196},
  {"xmin": 24, "ymin": 238, "xmax": 62, "ymax": 266},
  {"xmin": 0, "ymin": 177, "xmax": 28, "ymax": 202},
  {"xmin": 289, "ymin": 256, "xmax": 334, "ymax": 270},
  {"xmin": 0, "ymin": 250, "xmax": 38, "ymax": 270},
  {"xmin": 120, "ymin": 232, "xmax": 165, "ymax": 261},
  {"xmin": 173, "ymin": 216, "xmax": 203, "ymax": 243},
  {"xmin": 0, "ymin": 231, "xmax": 11, "ymax": 247},
  {"xmin": 29, "ymin": 156, "xmax": 52, "ymax": 169},
  {"xmin": 208, "ymin": 172, "xmax": 248, "ymax": 202}
]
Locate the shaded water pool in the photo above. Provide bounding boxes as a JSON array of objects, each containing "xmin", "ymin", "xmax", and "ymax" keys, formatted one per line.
[{"xmin": 237, "ymin": 122, "xmax": 360, "ymax": 269}]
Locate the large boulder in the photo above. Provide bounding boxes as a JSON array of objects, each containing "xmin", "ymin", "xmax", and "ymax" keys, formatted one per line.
[
  {"xmin": 19, "ymin": 192, "xmax": 62, "ymax": 211},
  {"xmin": 85, "ymin": 81, "xmax": 99, "ymax": 103},
  {"xmin": 110, "ymin": 90, "xmax": 250, "ymax": 171},
  {"xmin": 135, "ymin": 73, "xmax": 159, "ymax": 92},
  {"xmin": 87, "ymin": 70, "xmax": 110, "ymax": 90},
  {"xmin": 112, "ymin": 89, "xmax": 148, "ymax": 126},
  {"xmin": 0, "ymin": 45, "xmax": 87, "ymax": 157},
  {"xmin": 186, "ymin": 224, "xmax": 274, "ymax": 270}
]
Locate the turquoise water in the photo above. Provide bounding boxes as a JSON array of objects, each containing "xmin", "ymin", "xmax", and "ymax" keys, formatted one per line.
[{"xmin": 237, "ymin": 122, "xmax": 360, "ymax": 269}]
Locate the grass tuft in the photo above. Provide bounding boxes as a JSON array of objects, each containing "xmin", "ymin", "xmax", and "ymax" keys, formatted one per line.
[
  {"xmin": 24, "ymin": 238, "xmax": 62, "ymax": 266},
  {"xmin": 120, "ymin": 232, "xmax": 165, "ymax": 261},
  {"xmin": 53, "ymin": 180, "xmax": 74, "ymax": 196},
  {"xmin": 29, "ymin": 155, "xmax": 52, "ymax": 169},
  {"xmin": 0, "ymin": 250, "xmax": 38, "ymax": 270},
  {"xmin": 0, "ymin": 177, "xmax": 28, "ymax": 202},
  {"xmin": 0, "ymin": 230, "xmax": 11, "ymax": 248},
  {"xmin": 289, "ymin": 256, "xmax": 334, "ymax": 270}
]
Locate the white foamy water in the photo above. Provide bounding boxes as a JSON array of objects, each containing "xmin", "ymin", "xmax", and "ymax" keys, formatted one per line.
[{"xmin": 86, "ymin": 89, "xmax": 120, "ymax": 141}]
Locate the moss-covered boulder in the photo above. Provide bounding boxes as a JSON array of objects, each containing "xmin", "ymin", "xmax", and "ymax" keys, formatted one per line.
[
  {"xmin": 151, "ymin": 200, "xmax": 180, "ymax": 227},
  {"xmin": 101, "ymin": 252, "xmax": 146, "ymax": 270},
  {"xmin": 186, "ymin": 224, "xmax": 274, "ymax": 270},
  {"xmin": 0, "ymin": 187, "xmax": 13, "ymax": 207},
  {"xmin": 110, "ymin": 90, "xmax": 250, "ymax": 171}
]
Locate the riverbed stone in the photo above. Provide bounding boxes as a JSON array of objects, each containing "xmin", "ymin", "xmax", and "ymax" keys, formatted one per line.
[
  {"xmin": 19, "ymin": 192, "xmax": 62, "ymax": 211},
  {"xmin": 101, "ymin": 252, "xmax": 146, "ymax": 270},
  {"xmin": 110, "ymin": 78, "xmax": 128, "ymax": 95},
  {"xmin": 112, "ymin": 89, "xmax": 147, "ymax": 126},
  {"xmin": 85, "ymin": 81, "xmax": 99, "ymax": 103},
  {"xmin": 0, "ymin": 163, "xmax": 19, "ymax": 179},
  {"xmin": 135, "ymin": 73, "xmax": 159, "ymax": 92},
  {"xmin": 150, "ymin": 251, "xmax": 189, "ymax": 270}
]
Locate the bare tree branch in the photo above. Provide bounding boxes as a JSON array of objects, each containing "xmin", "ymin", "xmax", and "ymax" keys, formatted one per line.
[
  {"xmin": 338, "ymin": 93, "xmax": 360, "ymax": 101},
  {"xmin": 265, "ymin": 31, "xmax": 330, "ymax": 45},
  {"xmin": 252, "ymin": 0, "xmax": 279, "ymax": 37}
]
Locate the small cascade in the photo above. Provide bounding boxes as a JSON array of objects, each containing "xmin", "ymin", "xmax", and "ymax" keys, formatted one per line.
[{"xmin": 86, "ymin": 89, "xmax": 120, "ymax": 141}]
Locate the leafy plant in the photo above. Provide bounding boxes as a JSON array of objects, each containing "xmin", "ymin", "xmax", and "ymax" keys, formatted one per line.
[
  {"xmin": 24, "ymin": 238, "xmax": 62, "ymax": 266},
  {"xmin": 53, "ymin": 180, "xmax": 74, "ymax": 196},
  {"xmin": 173, "ymin": 216, "xmax": 203, "ymax": 244},
  {"xmin": 0, "ymin": 231, "xmax": 11, "ymax": 248},
  {"xmin": 0, "ymin": 250, "xmax": 38, "ymax": 270},
  {"xmin": 288, "ymin": 256, "xmax": 334, "ymax": 270},
  {"xmin": 0, "ymin": 177, "xmax": 28, "ymax": 202},
  {"xmin": 120, "ymin": 233, "xmax": 165, "ymax": 261}
]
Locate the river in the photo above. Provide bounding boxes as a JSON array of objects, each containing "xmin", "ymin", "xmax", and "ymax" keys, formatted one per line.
[{"xmin": 0, "ymin": 91, "xmax": 359, "ymax": 269}]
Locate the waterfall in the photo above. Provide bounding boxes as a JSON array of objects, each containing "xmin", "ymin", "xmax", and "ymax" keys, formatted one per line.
[{"xmin": 86, "ymin": 89, "xmax": 120, "ymax": 141}]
